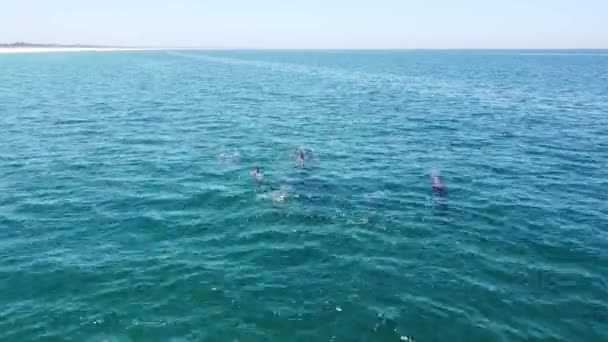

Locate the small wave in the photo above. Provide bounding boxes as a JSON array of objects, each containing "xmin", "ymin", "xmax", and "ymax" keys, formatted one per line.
[
  {"xmin": 85, "ymin": 334, "xmax": 133, "ymax": 342},
  {"xmin": 218, "ymin": 150, "xmax": 241, "ymax": 164}
]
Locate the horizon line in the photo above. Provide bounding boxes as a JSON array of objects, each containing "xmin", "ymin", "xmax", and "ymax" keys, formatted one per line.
[{"xmin": 2, "ymin": 42, "xmax": 608, "ymax": 51}]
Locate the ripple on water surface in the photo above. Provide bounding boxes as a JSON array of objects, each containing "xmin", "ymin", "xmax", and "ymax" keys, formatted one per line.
[{"xmin": 0, "ymin": 50, "xmax": 607, "ymax": 341}]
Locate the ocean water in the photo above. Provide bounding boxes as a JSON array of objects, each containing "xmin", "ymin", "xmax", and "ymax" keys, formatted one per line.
[{"xmin": 1, "ymin": 50, "xmax": 607, "ymax": 341}]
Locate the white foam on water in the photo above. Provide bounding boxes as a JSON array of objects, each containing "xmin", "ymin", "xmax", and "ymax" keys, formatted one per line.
[
  {"xmin": 219, "ymin": 151, "xmax": 241, "ymax": 164},
  {"xmin": 86, "ymin": 334, "xmax": 133, "ymax": 342},
  {"xmin": 256, "ymin": 185, "xmax": 295, "ymax": 203}
]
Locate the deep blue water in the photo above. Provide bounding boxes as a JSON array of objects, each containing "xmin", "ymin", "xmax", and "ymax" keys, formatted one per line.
[{"xmin": 1, "ymin": 50, "xmax": 607, "ymax": 341}]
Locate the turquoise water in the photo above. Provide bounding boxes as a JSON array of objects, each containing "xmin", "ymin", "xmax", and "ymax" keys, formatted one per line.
[{"xmin": 1, "ymin": 50, "xmax": 607, "ymax": 341}]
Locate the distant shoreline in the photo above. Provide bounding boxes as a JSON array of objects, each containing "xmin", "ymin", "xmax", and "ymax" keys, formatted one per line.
[{"xmin": 0, "ymin": 47, "xmax": 169, "ymax": 54}]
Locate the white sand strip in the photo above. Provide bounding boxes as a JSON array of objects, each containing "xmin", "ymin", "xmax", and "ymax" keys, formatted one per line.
[{"xmin": 0, "ymin": 47, "xmax": 164, "ymax": 54}]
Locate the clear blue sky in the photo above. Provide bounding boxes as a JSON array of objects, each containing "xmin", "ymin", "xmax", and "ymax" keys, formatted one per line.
[{"xmin": 1, "ymin": 0, "xmax": 606, "ymax": 48}]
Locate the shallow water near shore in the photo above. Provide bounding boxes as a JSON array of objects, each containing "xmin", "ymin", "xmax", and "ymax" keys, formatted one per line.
[{"xmin": 1, "ymin": 50, "xmax": 607, "ymax": 341}]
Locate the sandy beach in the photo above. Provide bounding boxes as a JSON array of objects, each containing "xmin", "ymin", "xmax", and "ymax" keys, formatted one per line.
[{"xmin": 0, "ymin": 47, "xmax": 160, "ymax": 54}]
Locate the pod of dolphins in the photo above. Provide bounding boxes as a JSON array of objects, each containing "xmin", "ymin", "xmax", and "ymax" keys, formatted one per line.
[{"xmin": 251, "ymin": 148, "xmax": 447, "ymax": 200}]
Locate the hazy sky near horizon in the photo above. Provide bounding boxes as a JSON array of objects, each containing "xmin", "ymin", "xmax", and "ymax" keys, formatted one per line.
[{"xmin": 1, "ymin": 0, "xmax": 606, "ymax": 48}]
